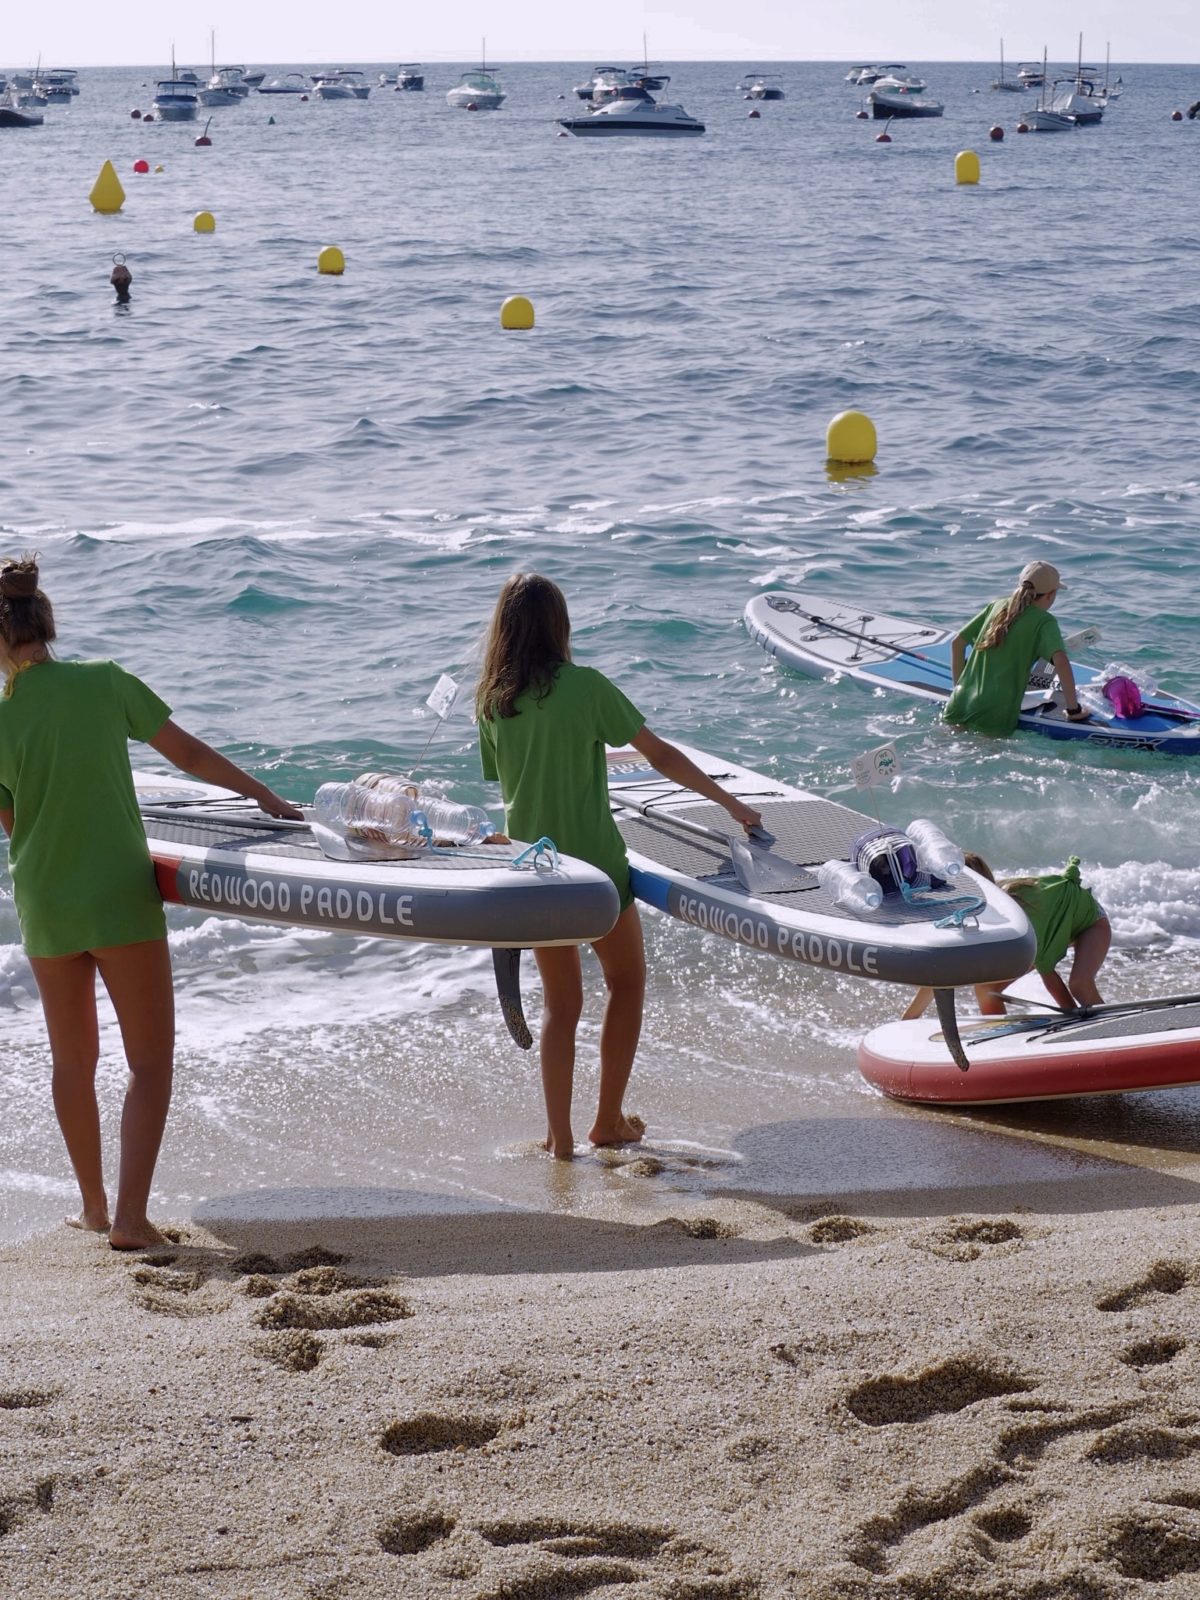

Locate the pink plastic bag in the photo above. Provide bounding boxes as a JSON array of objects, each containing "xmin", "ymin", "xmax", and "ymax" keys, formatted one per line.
[{"xmin": 1103, "ymin": 676, "xmax": 1144, "ymax": 719}]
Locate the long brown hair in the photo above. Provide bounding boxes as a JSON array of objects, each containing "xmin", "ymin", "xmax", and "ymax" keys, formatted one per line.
[
  {"xmin": 476, "ymin": 573, "xmax": 571, "ymax": 720},
  {"xmin": 978, "ymin": 577, "xmax": 1040, "ymax": 651},
  {"xmin": 0, "ymin": 556, "xmax": 55, "ymax": 653}
]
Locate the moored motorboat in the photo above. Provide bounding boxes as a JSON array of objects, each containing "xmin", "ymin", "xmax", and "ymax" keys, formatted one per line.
[
  {"xmin": 573, "ymin": 66, "xmax": 625, "ymax": 100},
  {"xmin": 314, "ymin": 69, "xmax": 371, "ymax": 99},
  {"xmin": 1050, "ymin": 75, "xmax": 1105, "ymax": 123},
  {"xmin": 199, "ymin": 66, "xmax": 251, "ymax": 107},
  {"xmin": 242, "ymin": 68, "xmax": 264, "ymax": 87},
  {"xmin": 1018, "ymin": 61, "xmax": 1045, "ymax": 88},
  {"xmin": 396, "ymin": 64, "xmax": 425, "ymax": 89},
  {"xmin": 740, "ymin": 72, "xmax": 784, "ymax": 100},
  {"xmin": 558, "ymin": 84, "xmax": 704, "ymax": 136},
  {"xmin": 0, "ymin": 91, "xmax": 44, "ymax": 127},
  {"xmin": 258, "ymin": 72, "xmax": 308, "ymax": 94},
  {"xmin": 869, "ymin": 78, "xmax": 943, "ymax": 117},
  {"xmin": 447, "ymin": 68, "xmax": 505, "ymax": 109},
  {"xmin": 153, "ymin": 75, "xmax": 199, "ymax": 120}
]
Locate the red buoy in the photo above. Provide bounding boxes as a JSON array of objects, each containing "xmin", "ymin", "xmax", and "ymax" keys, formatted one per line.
[
  {"xmin": 299, "ymin": 94, "xmax": 308, "ymax": 102},
  {"xmin": 133, "ymin": 158, "xmax": 150, "ymax": 174},
  {"xmin": 195, "ymin": 135, "xmax": 212, "ymax": 146},
  {"xmin": 467, "ymin": 101, "xmax": 479, "ymax": 110},
  {"xmin": 875, "ymin": 132, "xmax": 891, "ymax": 143},
  {"xmin": 142, "ymin": 113, "xmax": 154, "ymax": 123},
  {"xmin": 1016, "ymin": 121, "xmax": 1029, "ymax": 133},
  {"xmin": 748, "ymin": 108, "xmax": 761, "ymax": 118},
  {"xmin": 1171, "ymin": 110, "xmax": 1183, "ymax": 121},
  {"xmin": 130, "ymin": 108, "xmax": 142, "ymax": 119},
  {"xmin": 989, "ymin": 125, "xmax": 1004, "ymax": 141}
]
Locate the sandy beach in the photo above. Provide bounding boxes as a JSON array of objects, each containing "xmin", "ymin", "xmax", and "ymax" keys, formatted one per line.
[{"xmin": 4, "ymin": 1153, "xmax": 1199, "ymax": 1599}]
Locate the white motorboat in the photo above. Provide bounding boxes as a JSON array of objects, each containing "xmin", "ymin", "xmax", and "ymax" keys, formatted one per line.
[
  {"xmin": 153, "ymin": 77, "xmax": 199, "ymax": 120},
  {"xmin": 869, "ymin": 78, "xmax": 942, "ymax": 117},
  {"xmin": 35, "ymin": 69, "xmax": 77, "ymax": 103},
  {"xmin": 396, "ymin": 64, "xmax": 424, "ymax": 90},
  {"xmin": 446, "ymin": 68, "xmax": 505, "ymax": 109},
  {"xmin": 573, "ymin": 66, "xmax": 625, "ymax": 100},
  {"xmin": 740, "ymin": 73, "xmax": 784, "ymax": 100},
  {"xmin": 845, "ymin": 65, "xmax": 873, "ymax": 82},
  {"xmin": 258, "ymin": 72, "xmax": 308, "ymax": 94},
  {"xmin": 242, "ymin": 69, "xmax": 264, "ymax": 87},
  {"xmin": 1018, "ymin": 62, "xmax": 1046, "ymax": 88},
  {"xmin": 1025, "ymin": 48, "xmax": 1072, "ymax": 130},
  {"xmin": 315, "ymin": 69, "xmax": 371, "ymax": 100},
  {"xmin": 1050, "ymin": 76, "xmax": 1105, "ymax": 123},
  {"xmin": 557, "ymin": 85, "xmax": 704, "ymax": 136},
  {"xmin": 200, "ymin": 67, "xmax": 250, "ymax": 107}
]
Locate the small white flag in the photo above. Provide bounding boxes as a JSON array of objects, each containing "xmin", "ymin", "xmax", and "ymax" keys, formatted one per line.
[
  {"xmin": 424, "ymin": 674, "xmax": 459, "ymax": 721},
  {"xmin": 852, "ymin": 742, "xmax": 902, "ymax": 790}
]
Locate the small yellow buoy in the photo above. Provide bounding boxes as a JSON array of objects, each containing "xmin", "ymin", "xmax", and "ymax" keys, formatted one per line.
[
  {"xmin": 955, "ymin": 150, "xmax": 981, "ymax": 185},
  {"xmin": 317, "ymin": 245, "xmax": 345, "ymax": 276},
  {"xmin": 500, "ymin": 295, "xmax": 535, "ymax": 330},
  {"xmin": 193, "ymin": 211, "xmax": 216, "ymax": 234},
  {"xmin": 89, "ymin": 159, "xmax": 126, "ymax": 215},
  {"xmin": 826, "ymin": 410, "xmax": 877, "ymax": 466}
]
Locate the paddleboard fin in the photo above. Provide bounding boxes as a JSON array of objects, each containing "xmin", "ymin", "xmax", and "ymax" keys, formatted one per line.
[
  {"xmin": 933, "ymin": 987, "xmax": 970, "ymax": 1071},
  {"xmin": 492, "ymin": 948, "xmax": 533, "ymax": 1050}
]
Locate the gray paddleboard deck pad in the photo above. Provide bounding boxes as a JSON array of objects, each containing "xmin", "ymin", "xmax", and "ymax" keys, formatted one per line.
[
  {"xmin": 136, "ymin": 772, "xmax": 619, "ymax": 948},
  {"xmin": 607, "ymin": 743, "xmax": 1034, "ymax": 987},
  {"xmin": 745, "ymin": 589, "xmax": 1200, "ymax": 756}
]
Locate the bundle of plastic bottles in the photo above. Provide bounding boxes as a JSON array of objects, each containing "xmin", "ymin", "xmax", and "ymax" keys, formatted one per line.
[{"xmin": 312, "ymin": 772, "xmax": 499, "ymax": 857}]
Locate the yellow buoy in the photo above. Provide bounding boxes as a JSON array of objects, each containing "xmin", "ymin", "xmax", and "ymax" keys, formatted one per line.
[
  {"xmin": 955, "ymin": 149, "xmax": 981, "ymax": 185},
  {"xmin": 317, "ymin": 245, "xmax": 345, "ymax": 276},
  {"xmin": 193, "ymin": 211, "xmax": 216, "ymax": 234},
  {"xmin": 826, "ymin": 411, "xmax": 877, "ymax": 466},
  {"xmin": 89, "ymin": 159, "xmax": 126, "ymax": 215},
  {"xmin": 500, "ymin": 295, "xmax": 535, "ymax": 330}
]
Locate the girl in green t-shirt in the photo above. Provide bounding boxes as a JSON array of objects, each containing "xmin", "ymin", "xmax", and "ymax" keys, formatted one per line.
[
  {"xmin": 943, "ymin": 559, "xmax": 1090, "ymax": 737},
  {"xmin": 477, "ymin": 573, "xmax": 762, "ymax": 1160},
  {"xmin": 0, "ymin": 557, "xmax": 300, "ymax": 1250}
]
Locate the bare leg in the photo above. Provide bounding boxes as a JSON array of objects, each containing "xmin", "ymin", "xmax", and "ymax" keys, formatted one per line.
[
  {"xmin": 1068, "ymin": 917, "xmax": 1111, "ymax": 1009},
  {"xmin": 95, "ymin": 939, "xmax": 175, "ymax": 1250},
  {"xmin": 974, "ymin": 981, "xmax": 1009, "ymax": 1016},
  {"xmin": 29, "ymin": 952, "xmax": 108, "ymax": 1232},
  {"xmin": 902, "ymin": 986, "xmax": 933, "ymax": 1021},
  {"xmin": 588, "ymin": 904, "xmax": 646, "ymax": 1147},
  {"xmin": 532, "ymin": 944, "xmax": 583, "ymax": 1159}
]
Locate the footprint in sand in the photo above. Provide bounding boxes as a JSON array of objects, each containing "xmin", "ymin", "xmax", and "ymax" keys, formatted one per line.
[
  {"xmin": 0, "ymin": 1476, "xmax": 56, "ymax": 1540},
  {"xmin": 0, "ymin": 1389, "xmax": 57, "ymax": 1410},
  {"xmin": 656, "ymin": 1217, "xmax": 743, "ymax": 1241},
  {"xmin": 913, "ymin": 1216, "xmax": 1024, "ymax": 1263},
  {"xmin": 380, "ymin": 1414, "xmax": 505, "ymax": 1456},
  {"xmin": 807, "ymin": 1215, "xmax": 876, "ymax": 1246},
  {"xmin": 1120, "ymin": 1336, "xmax": 1186, "ymax": 1369},
  {"xmin": 470, "ymin": 1518, "xmax": 746, "ymax": 1600},
  {"xmin": 1085, "ymin": 1421, "xmax": 1200, "ymax": 1466},
  {"xmin": 253, "ymin": 1329, "xmax": 324, "ymax": 1373},
  {"xmin": 845, "ymin": 1358, "xmax": 1031, "ymax": 1427},
  {"xmin": 1096, "ymin": 1259, "xmax": 1195, "ymax": 1312},
  {"xmin": 129, "ymin": 1264, "xmax": 215, "ymax": 1318},
  {"xmin": 1103, "ymin": 1508, "xmax": 1200, "ymax": 1582},
  {"xmin": 254, "ymin": 1285, "xmax": 411, "ymax": 1333},
  {"xmin": 377, "ymin": 1509, "xmax": 457, "ymax": 1555}
]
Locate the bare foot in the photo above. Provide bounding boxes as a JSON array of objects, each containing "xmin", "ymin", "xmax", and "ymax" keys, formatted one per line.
[
  {"xmin": 542, "ymin": 1132, "xmax": 576, "ymax": 1161},
  {"xmin": 65, "ymin": 1208, "xmax": 110, "ymax": 1235},
  {"xmin": 109, "ymin": 1219, "xmax": 167, "ymax": 1252},
  {"xmin": 588, "ymin": 1114, "xmax": 646, "ymax": 1148}
]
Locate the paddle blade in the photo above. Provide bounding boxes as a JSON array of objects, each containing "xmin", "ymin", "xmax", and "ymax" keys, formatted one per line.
[{"xmin": 729, "ymin": 836, "xmax": 816, "ymax": 894}]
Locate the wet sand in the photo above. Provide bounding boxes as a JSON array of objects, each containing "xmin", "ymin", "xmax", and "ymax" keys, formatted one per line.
[{"xmin": 4, "ymin": 1140, "xmax": 1200, "ymax": 1598}]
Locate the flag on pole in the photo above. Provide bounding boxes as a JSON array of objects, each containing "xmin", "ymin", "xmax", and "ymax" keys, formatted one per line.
[
  {"xmin": 851, "ymin": 743, "xmax": 901, "ymax": 790},
  {"xmin": 425, "ymin": 674, "xmax": 459, "ymax": 721}
]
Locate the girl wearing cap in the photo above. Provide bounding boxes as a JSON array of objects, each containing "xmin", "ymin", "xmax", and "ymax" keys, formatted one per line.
[
  {"xmin": 0, "ymin": 556, "xmax": 300, "ymax": 1250},
  {"xmin": 943, "ymin": 561, "xmax": 1089, "ymax": 737},
  {"xmin": 477, "ymin": 573, "xmax": 762, "ymax": 1160}
]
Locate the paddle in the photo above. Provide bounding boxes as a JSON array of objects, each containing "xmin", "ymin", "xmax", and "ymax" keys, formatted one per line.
[
  {"xmin": 139, "ymin": 803, "xmax": 310, "ymax": 833},
  {"xmin": 613, "ymin": 794, "xmax": 815, "ymax": 894}
]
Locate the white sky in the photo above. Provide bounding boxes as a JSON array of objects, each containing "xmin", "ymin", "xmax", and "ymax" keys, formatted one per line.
[{"xmin": 6, "ymin": 1, "xmax": 1198, "ymax": 68}]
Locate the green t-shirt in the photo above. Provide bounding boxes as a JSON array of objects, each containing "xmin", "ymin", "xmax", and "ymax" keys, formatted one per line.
[
  {"xmin": 943, "ymin": 600, "xmax": 1066, "ymax": 737},
  {"xmin": 1005, "ymin": 859, "xmax": 1103, "ymax": 973},
  {"xmin": 478, "ymin": 662, "xmax": 645, "ymax": 909},
  {"xmin": 0, "ymin": 660, "xmax": 171, "ymax": 957}
]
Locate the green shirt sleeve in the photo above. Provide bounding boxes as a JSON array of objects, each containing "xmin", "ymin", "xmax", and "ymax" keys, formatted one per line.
[
  {"xmin": 111, "ymin": 664, "xmax": 171, "ymax": 742},
  {"xmin": 0, "ymin": 782, "xmax": 12, "ymax": 809},
  {"xmin": 1035, "ymin": 613, "xmax": 1066, "ymax": 660},
  {"xmin": 584, "ymin": 668, "xmax": 645, "ymax": 746},
  {"xmin": 959, "ymin": 605, "xmax": 993, "ymax": 648},
  {"xmin": 478, "ymin": 714, "xmax": 498, "ymax": 781}
]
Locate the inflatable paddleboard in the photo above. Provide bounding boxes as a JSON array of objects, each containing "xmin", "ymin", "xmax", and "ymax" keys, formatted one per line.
[
  {"xmin": 744, "ymin": 590, "xmax": 1200, "ymax": 756},
  {"xmin": 606, "ymin": 743, "xmax": 1035, "ymax": 991},
  {"xmin": 136, "ymin": 772, "xmax": 620, "ymax": 950},
  {"xmin": 858, "ymin": 995, "xmax": 1200, "ymax": 1104}
]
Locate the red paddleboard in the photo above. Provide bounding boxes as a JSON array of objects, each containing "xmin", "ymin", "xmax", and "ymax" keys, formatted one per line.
[{"xmin": 858, "ymin": 996, "xmax": 1200, "ymax": 1105}]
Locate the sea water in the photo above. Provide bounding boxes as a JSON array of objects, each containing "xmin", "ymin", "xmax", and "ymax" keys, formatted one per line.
[{"xmin": 2, "ymin": 61, "xmax": 1199, "ymax": 1240}]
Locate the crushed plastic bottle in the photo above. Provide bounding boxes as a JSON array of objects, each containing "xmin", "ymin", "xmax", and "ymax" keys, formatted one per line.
[
  {"xmin": 419, "ymin": 795, "xmax": 497, "ymax": 845},
  {"xmin": 816, "ymin": 859, "xmax": 883, "ymax": 914},
  {"xmin": 905, "ymin": 819, "xmax": 964, "ymax": 880},
  {"xmin": 312, "ymin": 773, "xmax": 428, "ymax": 848}
]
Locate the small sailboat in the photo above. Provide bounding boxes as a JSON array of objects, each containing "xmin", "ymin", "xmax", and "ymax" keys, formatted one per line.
[{"xmin": 991, "ymin": 39, "xmax": 1022, "ymax": 91}]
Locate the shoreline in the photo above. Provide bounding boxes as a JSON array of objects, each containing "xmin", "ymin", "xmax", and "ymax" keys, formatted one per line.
[{"xmin": 4, "ymin": 1166, "xmax": 1199, "ymax": 1597}]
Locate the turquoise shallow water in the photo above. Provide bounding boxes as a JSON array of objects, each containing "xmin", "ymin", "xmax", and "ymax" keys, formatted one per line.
[{"xmin": 2, "ymin": 62, "xmax": 1199, "ymax": 1239}]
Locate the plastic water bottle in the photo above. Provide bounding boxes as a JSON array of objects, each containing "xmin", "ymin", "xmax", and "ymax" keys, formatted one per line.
[
  {"xmin": 312, "ymin": 775, "xmax": 427, "ymax": 847},
  {"xmin": 418, "ymin": 795, "xmax": 498, "ymax": 845},
  {"xmin": 816, "ymin": 859, "xmax": 883, "ymax": 914},
  {"xmin": 905, "ymin": 819, "xmax": 965, "ymax": 880}
]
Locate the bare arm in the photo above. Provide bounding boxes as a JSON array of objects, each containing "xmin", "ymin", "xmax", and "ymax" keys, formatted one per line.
[
  {"xmin": 1050, "ymin": 650, "xmax": 1089, "ymax": 719},
  {"xmin": 630, "ymin": 726, "xmax": 762, "ymax": 832},
  {"xmin": 951, "ymin": 635, "xmax": 968, "ymax": 685},
  {"xmin": 147, "ymin": 720, "xmax": 302, "ymax": 819},
  {"xmin": 1041, "ymin": 968, "xmax": 1076, "ymax": 1010}
]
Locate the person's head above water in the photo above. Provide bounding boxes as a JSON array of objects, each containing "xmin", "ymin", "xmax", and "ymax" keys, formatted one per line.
[
  {"xmin": 0, "ymin": 555, "xmax": 55, "ymax": 657},
  {"xmin": 110, "ymin": 258, "xmax": 132, "ymax": 302},
  {"xmin": 477, "ymin": 572, "xmax": 572, "ymax": 720},
  {"xmin": 978, "ymin": 559, "xmax": 1064, "ymax": 650}
]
